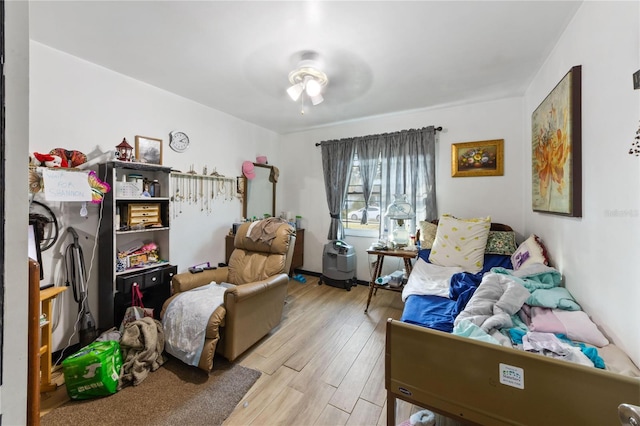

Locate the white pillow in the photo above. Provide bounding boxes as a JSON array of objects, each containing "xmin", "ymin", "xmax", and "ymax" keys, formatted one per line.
[
  {"xmin": 511, "ymin": 234, "xmax": 549, "ymax": 270},
  {"xmin": 428, "ymin": 214, "xmax": 491, "ymax": 273}
]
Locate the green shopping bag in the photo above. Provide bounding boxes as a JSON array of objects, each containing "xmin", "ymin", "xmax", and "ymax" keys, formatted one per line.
[{"xmin": 62, "ymin": 340, "xmax": 123, "ymax": 400}]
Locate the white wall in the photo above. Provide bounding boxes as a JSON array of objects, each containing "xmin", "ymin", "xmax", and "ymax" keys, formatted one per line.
[
  {"xmin": 30, "ymin": 42, "xmax": 280, "ymax": 352},
  {"xmin": 279, "ymin": 97, "xmax": 525, "ymax": 281},
  {"xmin": 4, "ymin": 2, "xmax": 30, "ymax": 424},
  {"xmin": 523, "ymin": 1, "xmax": 639, "ymax": 365}
]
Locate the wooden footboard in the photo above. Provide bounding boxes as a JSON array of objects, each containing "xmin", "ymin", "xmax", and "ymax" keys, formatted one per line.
[{"xmin": 385, "ymin": 319, "xmax": 640, "ymax": 426}]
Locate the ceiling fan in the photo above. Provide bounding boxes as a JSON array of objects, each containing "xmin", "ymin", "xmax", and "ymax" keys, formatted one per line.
[{"xmin": 286, "ymin": 51, "xmax": 329, "ymax": 110}]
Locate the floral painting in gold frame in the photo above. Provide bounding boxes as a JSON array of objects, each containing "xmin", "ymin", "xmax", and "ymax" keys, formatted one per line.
[
  {"xmin": 451, "ymin": 139, "xmax": 504, "ymax": 177},
  {"xmin": 531, "ymin": 65, "xmax": 582, "ymax": 217}
]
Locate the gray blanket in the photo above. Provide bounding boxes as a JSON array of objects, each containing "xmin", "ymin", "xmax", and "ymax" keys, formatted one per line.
[
  {"xmin": 454, "ymin": 272, "xmax": 530, "ymax": 334},
  {"xmin": 118, "ymin": 317, "xmax": 165, "ymax": 389}
]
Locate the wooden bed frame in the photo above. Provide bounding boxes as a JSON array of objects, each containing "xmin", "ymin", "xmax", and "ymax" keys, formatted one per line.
[{"xmin": 386, "ymin": 319, "xmax": 640, "ymax": 425}]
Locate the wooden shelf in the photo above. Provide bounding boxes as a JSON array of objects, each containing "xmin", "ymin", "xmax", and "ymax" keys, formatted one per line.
[
  {"xmin": 99, "ymin": 162, "xmax": 175, "ymax": 330},
  {"xmin": 116, "ymin": 226, "xmax": 170, "ymax": 235},
  {"xmin": 39, "ymin": 286, "xmax": 67, "ymax": 393},
  {"xmin": 115, "ymin": 261, "xmax": 171, "ymax": 276}
]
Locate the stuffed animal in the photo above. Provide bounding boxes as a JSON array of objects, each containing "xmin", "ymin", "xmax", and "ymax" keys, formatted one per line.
[
  {"xmin": 50, "ymin": 148, "xmax": 87, "ymax": 168},
  {"xmin": 31, "ymin": 152, "xmax": 68, "ymax": 168}
]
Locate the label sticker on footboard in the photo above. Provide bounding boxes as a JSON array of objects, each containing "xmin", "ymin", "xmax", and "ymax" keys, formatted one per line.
[{"xmin": 499, "ymin": 363, "xmax": 524, "ymax": 389}]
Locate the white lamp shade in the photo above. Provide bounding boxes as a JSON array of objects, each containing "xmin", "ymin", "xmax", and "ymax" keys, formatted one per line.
[
  {"xmin": 385, "ymin": 194, "xmax": 415, "ymax": 220},
  {"xmin": 287, "ymin": 83, "xmax": 304, "ymax": 101},
  {"xmin": 305, "ymin": 78, "xmax": 322, "ymax": 97},
  {"xmin": 310, "ymin": 93, "xmax": 324, "ymax": 105}
]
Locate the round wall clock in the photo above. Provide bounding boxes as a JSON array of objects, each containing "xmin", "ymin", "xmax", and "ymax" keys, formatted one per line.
[{"xmin": 169, "ymin": 131, "xmax": 190, "ymax": 153}]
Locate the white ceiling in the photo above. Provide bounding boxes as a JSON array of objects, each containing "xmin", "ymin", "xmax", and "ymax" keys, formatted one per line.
[{"xmin": 29, "ymin": 1, "xmax": 582, "ymax": 135}]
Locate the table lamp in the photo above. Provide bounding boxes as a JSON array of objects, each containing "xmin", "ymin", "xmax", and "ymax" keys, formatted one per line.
[{"xmin": 385, "ymin": 194, "xmax": 414, "ymax": 247}]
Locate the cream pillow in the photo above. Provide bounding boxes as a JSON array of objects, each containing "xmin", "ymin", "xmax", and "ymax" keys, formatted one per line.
[
  {"xmin": 428, "ymin": 214, "xmax": 491, "ymax": 273},
  {"xmin": 418, "ymin": 221, "xmax": 438, "ymax": 249}
]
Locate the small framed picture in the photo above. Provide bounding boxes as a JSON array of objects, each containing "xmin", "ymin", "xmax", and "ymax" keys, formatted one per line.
[
  {"xmin": 451, "ymin": 139, "xmax": 504, "ymax": 177},
  {"xmin": 135, "ymin": 135, "xmax": 163, "ymax": 165}
]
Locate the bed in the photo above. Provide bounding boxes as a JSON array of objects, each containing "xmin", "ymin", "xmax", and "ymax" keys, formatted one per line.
[{"xmin": 386, "ymin": 217, "xmax": 640, "ymax": 425}]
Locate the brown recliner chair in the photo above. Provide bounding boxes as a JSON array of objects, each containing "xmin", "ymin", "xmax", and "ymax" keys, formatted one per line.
[{"xmin": 161, "ymin": 219, "xmax": 296, "ymax": 371}]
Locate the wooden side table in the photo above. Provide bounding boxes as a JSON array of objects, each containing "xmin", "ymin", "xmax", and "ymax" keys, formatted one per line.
[{"xmin": 365, "ymin": 248, "xmax": 417, "ymax": 313}]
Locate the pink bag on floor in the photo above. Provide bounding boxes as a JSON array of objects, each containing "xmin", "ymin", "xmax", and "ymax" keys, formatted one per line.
[{"xmin": 119, "ymin": 283, "xmax": 154, "ymax": 333}]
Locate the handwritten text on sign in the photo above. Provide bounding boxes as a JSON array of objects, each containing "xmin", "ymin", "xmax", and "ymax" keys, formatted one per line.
[{"xmin": 43, "ymin": 168, "xmax": 91, "ymax": 202}]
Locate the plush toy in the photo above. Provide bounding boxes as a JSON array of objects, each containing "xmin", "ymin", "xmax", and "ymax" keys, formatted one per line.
[
  {"xmin": 31, "ymin": 152, "xmax": 68, "ymax": 168},
  {"xmin": 31, "ymin": 149, "xmax": 87, "ymax": 168},
  {"xmin": 50, "ymin": 148, "xmax": 87, "ymax": 168},
  {"xmin": 32, "ymin": 152, "xmax": 69, "ymax": 167}
]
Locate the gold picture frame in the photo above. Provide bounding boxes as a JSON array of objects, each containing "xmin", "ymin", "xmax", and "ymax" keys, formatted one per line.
[
  {"xmin": 451, "ymin": 139, "xmax": 504, "ymax": 177},
  {"xmin": 135, "ymin": 135, "xmax": 163, "ymax": 165}
]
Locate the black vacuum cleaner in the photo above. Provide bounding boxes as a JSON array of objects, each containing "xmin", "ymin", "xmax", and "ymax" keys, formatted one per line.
[{"xmin": 65, "ymin": 227, "xmax": 97, "ymax": 347}]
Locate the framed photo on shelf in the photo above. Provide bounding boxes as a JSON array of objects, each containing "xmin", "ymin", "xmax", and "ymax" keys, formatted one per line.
[
  {"xmin": 531, "ymin": 65, "xmax": 582, "ymax": 217},
  {"xmin": 451, "ymin": 139, "xmax": 504, "ymax": 177},
  {"xmin": 135, "ymin": 135, "xmax": 163, "ymax": 165}
]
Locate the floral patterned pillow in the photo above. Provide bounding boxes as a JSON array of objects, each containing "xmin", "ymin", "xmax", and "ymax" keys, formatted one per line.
[
  {"xmin": 428, "ymin": 214, "xmax": 491, "ymax": 273},
  {"xmin": 418, "ymin": 221, "xmax": 438, "ymax": 249},
  {"xmin": 485, "ymin": 231, "xmax": 518, "ymax": 255}
]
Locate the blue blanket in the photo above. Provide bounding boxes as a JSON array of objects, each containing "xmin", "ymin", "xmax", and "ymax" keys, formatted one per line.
[
  {"xmin": 402, "ymin": 250, "xmax": 512, "ymax": 331},
  {"xmin": 401, "ymin": 271, "xmax": 481, "ymax": 332}
]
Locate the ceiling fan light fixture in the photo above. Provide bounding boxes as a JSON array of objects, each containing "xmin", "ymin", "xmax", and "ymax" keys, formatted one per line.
[{"xmin": 287, "ymin": 64, "xmax": 328, "ymax": 108}]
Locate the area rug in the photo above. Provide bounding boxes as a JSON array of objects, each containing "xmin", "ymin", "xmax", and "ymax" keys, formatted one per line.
[{"xmin": 41, "ymin": 356, "xmax": 261, "ymax": 426}]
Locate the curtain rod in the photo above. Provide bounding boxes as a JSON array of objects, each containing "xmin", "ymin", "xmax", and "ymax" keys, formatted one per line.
[{"xmin": 314, "ymin": 126, "xmax": 442, "ymax": 147}]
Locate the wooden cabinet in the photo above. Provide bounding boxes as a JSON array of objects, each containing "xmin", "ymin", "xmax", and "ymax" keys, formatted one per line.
[
  {"xmin": 290, "ymin": 228, "xmax": 304, "ymax": 274},
  {"xmin": 98, "ymin": 161, "xmax": 175, "ymax": 330},
  {"xmin": 225, "ymin": 228, "xmax": 304, "ymax": 276}
]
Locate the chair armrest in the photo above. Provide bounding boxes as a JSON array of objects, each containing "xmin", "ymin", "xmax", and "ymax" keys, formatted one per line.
[
  {"xmin": 171, "ymin": 267, "xmax": 230, "ymax": 294},
  {"xmin": 224, "ymin": 274, "xmax": 288, "ymax": 302},
  {"xmin": 221, "ymin": 273, "xmax": 289, "ymax": 361}
]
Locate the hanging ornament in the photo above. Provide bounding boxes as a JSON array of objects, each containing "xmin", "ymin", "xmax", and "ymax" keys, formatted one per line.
[{"xmin": 88, "ymin": 170, "xmax": 111, "ymax": 204}]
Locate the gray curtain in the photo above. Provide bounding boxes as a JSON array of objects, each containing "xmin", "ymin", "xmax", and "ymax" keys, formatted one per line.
[
  {"xmin": 355, "ymin": 136, "xmax": 384, "ymax": 224},
  {"xmin": 320, "ymin": 126, "xmax": 437, "ymax": 240},
  {"xmin": 380, "ymin": 126, "xmax": 437, "ymax": 235},
  {"xmin": 320, "ymin": 139, "xmax": 356, "ymax": 240}
]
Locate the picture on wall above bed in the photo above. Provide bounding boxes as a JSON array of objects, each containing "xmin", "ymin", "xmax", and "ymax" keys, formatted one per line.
[
  {"xmin": 451, "ymin": 139, "xmax": 504, "ymax": 177},
  {"xmin": 531, "ymin": 65, "xmax": 582, "ymax": 217}
]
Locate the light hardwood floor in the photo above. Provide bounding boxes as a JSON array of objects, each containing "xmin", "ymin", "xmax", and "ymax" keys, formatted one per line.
[{"xmin": 223, "ymin": 275, "xmax": 422, "ymax": 426}]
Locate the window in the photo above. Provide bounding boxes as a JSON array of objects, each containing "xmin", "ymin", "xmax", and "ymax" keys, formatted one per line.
[
  {"xmin": 341, "ymin": 152, "xmax": 382, "ymax": 233},
  {"xmin": 321, "ymin": 127, "xmax": 436, "ymax": 242}
]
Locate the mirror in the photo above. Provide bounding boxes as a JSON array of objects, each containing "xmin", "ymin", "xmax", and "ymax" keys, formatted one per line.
[{"xmin": 243, "ymin": 163, "xmax": 276, "ymax": 219}]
